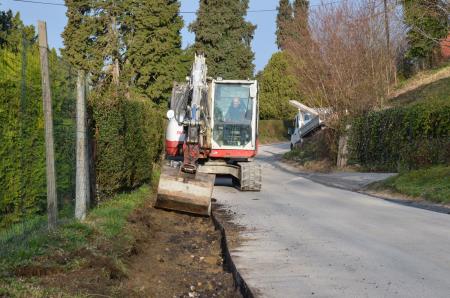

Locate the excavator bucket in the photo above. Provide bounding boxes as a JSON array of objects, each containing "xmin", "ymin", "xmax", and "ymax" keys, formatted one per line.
[{"xmin": 155, "ymin": 164, "xmax": 215, "ymax": 216}]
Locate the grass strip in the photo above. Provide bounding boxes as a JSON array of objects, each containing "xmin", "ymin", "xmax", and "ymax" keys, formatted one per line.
[
  {"xmin": 0, "ymin": 185, "xmax": 151, "ymax": 277},
  {"xmin": 371, "ymin": 166, "xmax": 450, "ymax": 204}
]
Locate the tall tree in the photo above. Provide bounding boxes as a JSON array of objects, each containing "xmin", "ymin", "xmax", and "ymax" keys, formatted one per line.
[
  {"xmin": 62, "ymin": 0, "xmax": 108, "ymax": 81},
  {"xmin": 403, "ymin": 0, "xmax": 448, "ymax": 67},
  {"xmin": 64, "ymin": 0, "xmax": 185, "ymax": 105},
  {"xmin": 189, "ymin": 0, "xmax": 256, "ymax": 79},
  {"xmin": 293, "ymin": 0, "xmax": 309, "ymax": 15},
  {"xmin": 291, "ymin": 0, "xmax": 310, "ymax": 43},
  {"xmin": 276, "ymin": 0, "xmax": 293, "ymax": 50},
  {"xmin": 257, "ymin": 52, "xmax": 298, "ymax": 120},
  {"xmin": 122, "ymin": 0, "xmax": 184, "ymax": 105},
  {"xmin": 0, "ymin": 10, "xmax": 35, "ymax": 51}
]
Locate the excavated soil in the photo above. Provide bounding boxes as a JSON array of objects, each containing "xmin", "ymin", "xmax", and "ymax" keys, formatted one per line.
[
  {"xmin": 122, "ymin": 200, "xmax": 242, "ymax": 298},
  {"xmin": 13, "ymin": 196, "xmax": 243, "ymax": 297}
]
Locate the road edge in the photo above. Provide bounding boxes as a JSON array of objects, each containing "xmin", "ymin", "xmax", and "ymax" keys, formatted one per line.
[{"xmin": 211, "ymin": 211, "xmax": 256, "ymax": 298}]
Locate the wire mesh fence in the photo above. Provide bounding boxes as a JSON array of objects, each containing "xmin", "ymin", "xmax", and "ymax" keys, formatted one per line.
[{"xmin": 0, "ymin": 32, "xmax": 77, "ymax": 246}]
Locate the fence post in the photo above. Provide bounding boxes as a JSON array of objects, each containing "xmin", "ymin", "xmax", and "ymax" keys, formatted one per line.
[
  {"xmin": 38, "ymin": 21, "xmax": 58, "ymax": 230},
  {"xmin": 337, "ymin": 125, "xmax": 351, "ymax": 168},
  {"xmin": 75, "ymin": 69, "xmax": 90, "ymax": 220}
]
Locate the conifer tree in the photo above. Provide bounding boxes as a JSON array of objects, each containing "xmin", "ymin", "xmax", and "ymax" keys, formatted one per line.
[
  {"xmin": 276, "ymin": 0, "xmax": 293, "ymax": 50},
  {"xmin": 291, "ymin": 0, "xmax": 310, "ymax": 43},
  {"xmin": 293, "ymin": 0, "xmax": 309, "ymax": 16},
  {"xmin": 189, "ymin": 0, "xmax": 256, "ymax": 79},
  {"xmin": 0, "ymin": 10, "xmax": 35, "ymax": 51},
  {"xmin": 62, "ymin": 0, "xmax": 107, "ymax": 80},
  {"xmin": 122, "ymin": 0, "xmax": 184, "ymax": 105},
  {"xmin": 403, "ymin": 0, "xmax": 448, "ymax": 67}
]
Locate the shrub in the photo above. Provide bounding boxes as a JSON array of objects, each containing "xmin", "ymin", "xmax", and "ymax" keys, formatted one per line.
[
  {"xmin": 257, "ymin": 52, "xmax": 298, "ymax": 120},
  {"xmin": 258, "ymin": 120, "xmax": 292, "ymax": 144},
  {"xmin": 284, "ymin": 128, "xmax": 338, "ymax": 167},
  {"xmin": 90, "ymin": 85, "xmax": 163, "ymax": 199},
  {"xmin": 349, "ymin": 99, "xmax": 450, "ymax": 171}
]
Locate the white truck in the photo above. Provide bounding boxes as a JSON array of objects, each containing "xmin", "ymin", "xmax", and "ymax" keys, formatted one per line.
[{"xmin": 288, "ymin": 100, "xmax": 327, "ymax": 150}]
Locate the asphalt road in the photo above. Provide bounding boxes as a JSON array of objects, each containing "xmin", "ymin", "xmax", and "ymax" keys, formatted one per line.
[{"xmin": 213, "ymin": 143, "xmax": 450, "ymax": 298}]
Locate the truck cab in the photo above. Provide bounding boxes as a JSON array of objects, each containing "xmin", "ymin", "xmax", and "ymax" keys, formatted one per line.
[
  {"xmin": 290, "ymin": 111, "xmax": 313, "ymax": 150},
  {"xmin": 288, "ymin": 100, "xmax": 327, "ymax": 150}
]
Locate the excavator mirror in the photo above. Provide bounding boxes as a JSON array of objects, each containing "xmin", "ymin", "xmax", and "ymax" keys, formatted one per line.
[{"xmin": 166, "ymin": 109, "xmax": 175, "ymax": 120}]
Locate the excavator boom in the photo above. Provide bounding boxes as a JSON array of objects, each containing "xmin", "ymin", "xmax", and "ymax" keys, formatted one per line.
[{"xmin": 155, "ymin": 54, "xmax": 214, "ymax": 216}]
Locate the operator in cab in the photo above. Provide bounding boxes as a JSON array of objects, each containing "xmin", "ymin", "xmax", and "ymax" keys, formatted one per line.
[{"xmin": 226, "ymin": 97, "xmax": 246, "ymax": 122}]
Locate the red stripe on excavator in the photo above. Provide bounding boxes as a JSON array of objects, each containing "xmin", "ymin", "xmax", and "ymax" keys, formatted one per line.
[
  {"xmin": 165, "ymin": 140, "xmax": 182, "ymax": 156},
  {"xmin": 210, "ymin": 149, "xmax": 257, "ymax": 158}
]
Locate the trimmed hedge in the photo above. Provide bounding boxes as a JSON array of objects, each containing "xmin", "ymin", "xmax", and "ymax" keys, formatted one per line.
[
  {"xmin": 0, "ymin": 47, "xmax": 46, "ymax": 227},
  {"xmin": 259, "ymin": 120, "xmax": 292, "ymax": 144},
  {"xmin": 90, "ymin": 86, "xmax": 163, "ymax": 198},
  {"xmin": 0, "ymin": 47, "xmax": 76, "ymax": 227},
  {"xmin": 349, "ymin": 100, "xmax": 450, "ymax": 171}
]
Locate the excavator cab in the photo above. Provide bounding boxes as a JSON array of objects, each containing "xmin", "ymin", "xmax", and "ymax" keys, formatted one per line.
[{"xmin": 212, "ymin": 82, "xmax": 257, "ymax": 149}]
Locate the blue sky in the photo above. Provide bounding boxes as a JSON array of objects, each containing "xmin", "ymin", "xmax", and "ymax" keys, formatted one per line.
[{"xmin": 1, "ymin": 0, "xmax": 320, "ymax": 72}]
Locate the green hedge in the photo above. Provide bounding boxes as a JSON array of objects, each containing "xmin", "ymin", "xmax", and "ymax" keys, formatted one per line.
[
  {"xmin": 349, "ymin": 100, "xmax": 450, "ymax": 171},
  {"xmin": 0, "ymin": 47, "xmax": 76, "ymax": 227},
  {"xmin": 259, "ymin": 120, "xmax": 292, "ymax": 144},
  {"xmin": 90, "ymin": 86, "xmax": 163, "ymax": 198},
  {"xmin": 0, "ymin": 47, "xmax": 45, "ymax": 226}
]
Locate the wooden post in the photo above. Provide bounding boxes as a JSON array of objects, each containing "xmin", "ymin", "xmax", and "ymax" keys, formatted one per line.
[
  {"xmin": 337, "ymin": 125, "xmax": 351, "ymax": 168},
  {"xmin": 75, "ymin": 70, "xmax": 90, "ymax": 220},
  {"xmin": 38, "ymin": 21, "xmax": 58, "ymax": 230}
]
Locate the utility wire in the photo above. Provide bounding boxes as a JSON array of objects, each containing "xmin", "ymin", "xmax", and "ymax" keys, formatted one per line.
[
  {"xmin": 12, "ymin": 0, "xmax": 341, "ymax": 12},
  {"xmin": 13, "ymin": 0, "xmax": 65, "ymax": 6}
]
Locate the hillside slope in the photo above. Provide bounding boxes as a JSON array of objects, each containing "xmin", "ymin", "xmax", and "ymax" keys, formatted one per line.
[{"xmin": 389, "ymin": 64, "xmax": 450, "ymax": 107}]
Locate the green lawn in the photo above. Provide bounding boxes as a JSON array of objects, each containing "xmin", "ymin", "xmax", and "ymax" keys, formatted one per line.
[
  {"xmin": 0, "ymin": 186, "xmax": 153, "ymax": 297},
  {"xmin": 373, "ymin": 166, "xmax": 450, "ymax": 204}
]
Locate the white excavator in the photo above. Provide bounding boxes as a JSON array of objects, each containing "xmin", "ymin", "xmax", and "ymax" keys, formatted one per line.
[{"xmin": 155, "ymin": 54, "xmax": 261, "ymax": 216}]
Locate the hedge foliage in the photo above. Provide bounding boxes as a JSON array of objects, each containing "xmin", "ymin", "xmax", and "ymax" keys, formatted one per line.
[
  {"xmin": 349, "ymin": 100, "xmax": 450, "ymax": 171},
  {"xmin": 0, "ymin": 46, "xmax": 76, "ymax": 227},
  {"xmin": 257, "ymin": 52, "xmax": 298, "ymax": 120},
  {"xmin": 90, "ymin": 85, "xmax": 163, "ymax": 198},
  {"xmin": 259, "ymin": 120, "xmax": 292, "ymax": 144}
]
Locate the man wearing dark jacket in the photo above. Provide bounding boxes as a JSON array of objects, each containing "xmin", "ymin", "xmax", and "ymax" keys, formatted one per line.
[{"xmin": 226, "ymin": 97, "xmax": 246, "ymax": 122}]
